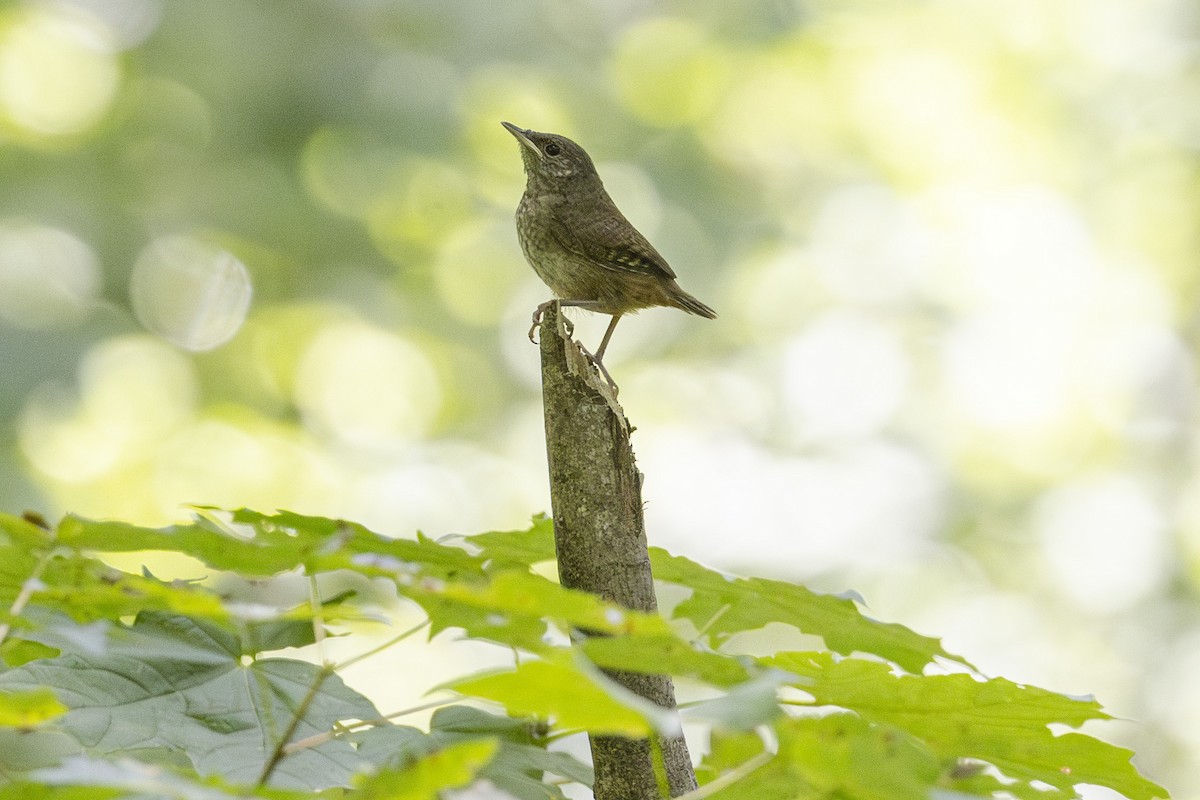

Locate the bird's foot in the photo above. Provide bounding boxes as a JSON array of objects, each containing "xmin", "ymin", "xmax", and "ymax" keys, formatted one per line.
[
  {"xmin": 528, "ymin": 300, "xmax": 573, "ymax": 344},
  {"xmin": 577, "ymin": 345, "xmax": 619, "ymax": 397},
  {"xmin": 597, "ymin": 361, "xmax": 619, "ymax": 397}
]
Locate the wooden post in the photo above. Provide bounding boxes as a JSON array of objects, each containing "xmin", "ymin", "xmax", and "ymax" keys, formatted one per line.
[{"xmin": 538, "ymin": 304, "xmax": 697, "ymax": 799}]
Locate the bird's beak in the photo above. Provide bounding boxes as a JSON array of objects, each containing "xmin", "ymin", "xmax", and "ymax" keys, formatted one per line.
[{"xmin": 501, "ymin": 121, "xmax": 540, "ymax": 157}]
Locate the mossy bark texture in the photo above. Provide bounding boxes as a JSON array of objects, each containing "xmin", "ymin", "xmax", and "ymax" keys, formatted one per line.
[{"xmin": 538, "ymin": 304, "xmax": 697, "ymax": 799}]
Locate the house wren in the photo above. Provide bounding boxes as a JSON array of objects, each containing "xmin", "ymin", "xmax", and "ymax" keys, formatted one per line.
[{"xmin": 502, "ymin": 122, "xmax": 716, "ymax": 384}]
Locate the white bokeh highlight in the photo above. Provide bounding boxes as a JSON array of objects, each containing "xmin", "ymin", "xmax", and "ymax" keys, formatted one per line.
[
  {"xmin": 781, "ymin": 311, "xmax": 911, "ymax": 443},
  {"xmin": 294, "ymin": 321, "xmax": 442, "ymax": 449},
  {"xmin": 0, "ymin": 222, "xmax": 99, "ymax": 328},
  {"xmin": 1033, "ymin": 474, "xmax": 1170, "ymax": 613},
  {"xmin": 130, "ymin": 235, "xmax": 253, "ymax": 351}
]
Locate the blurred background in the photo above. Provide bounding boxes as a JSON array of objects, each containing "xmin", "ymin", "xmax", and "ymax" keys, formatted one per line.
[{"xmin": 0, "ymin": 0, "xmax": 1195, "ymax": 794}]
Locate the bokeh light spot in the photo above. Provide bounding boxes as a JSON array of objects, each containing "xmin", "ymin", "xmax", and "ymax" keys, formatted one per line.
[
  {"xmin": 434, "ymin": 221, "xmax": 525, "ymax": 326},
  {"xmin": 781, "ymin": 312, "xmax": 910, "ymax": 442},
  {"xmin": 844, "ymin": 33, "xmax": 1008, "ymax": 181},
  {"xmin": 461, "ymin": 65, "xmax": 573, "ymax": 192},
  {"xmin": 302, "ymin": 127, "xmax": 395, "ymax": 218},
  {"xmin": 67, "ymin": 0, "xmax": 162, "ymax": 48},
  {"xmin": 0, "ymin": 221, "xmax": 99, "ymax": 328},
  {"xmin": 942, "ymin": 311, "xmax": 1073, "ymax": 431},
  {"xmin": 19, "ymin": 335, "xmax": 197, "ymax": 483},
  {"xmin": 612, "ymin": 17, "xmax": 729, "ymax": 127},
  {"xmin": 0, "ymin": 4, "xmax": 120, "ymax": 137},
  {"xmin": 367, "ymin": 158, "xmax": 474, "ymax": 259},
  {"xmin": 130, "ymin": 235, "xmax": 253, "ymax": 351},
  {"xmin": 703, "ymin": 42, "xmax": 843, "ymax": 178},
  {"xmin": 1034, "ymin": 474, "xmax": 1169, "ymax": 613},
  {"xmin": 809, "ymin": 185, "xmax": 929, "ymax": 304},
  {"xmin": 154, "ymin": 416, "xmax": 336, "ymax": 517},
  {"xmin": 294, "ymin": 321, "xmax": 442, "ymax": 448}
]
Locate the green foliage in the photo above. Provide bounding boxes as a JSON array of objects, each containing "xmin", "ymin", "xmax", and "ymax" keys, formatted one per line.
[
  {"xmin": 352, "ymin": 706, "xmax": 593, "ymax": 799},
  {"xmin": 0, "ymin": 688, "xmax": 65, "ymax": 728},
  {"xmin": 0, "ymin": 511, "xmax": 1168, "ymax": 799},
  {"xmin": 451, "ymin": 653, "xmax": 675, "ymax": 738},
  {"xmin": 651, "ymin": 551, "xmax": 955, "ymax": 673}
]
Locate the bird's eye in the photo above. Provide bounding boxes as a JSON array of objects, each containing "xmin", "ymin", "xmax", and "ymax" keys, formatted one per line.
[{"xmin": 544, "ymin": 143, "xmax": 561, "ymax": 156}]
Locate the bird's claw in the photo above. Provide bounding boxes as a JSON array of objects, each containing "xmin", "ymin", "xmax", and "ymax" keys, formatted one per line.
[{"xmin": 528, "ymin": 301, "xmax": 573, "ymax": 344}]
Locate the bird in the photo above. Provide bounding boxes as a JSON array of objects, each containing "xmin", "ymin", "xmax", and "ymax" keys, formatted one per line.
[{"xmin": 501, "ymin": 121, "xmax": 716, "ymax": 387}]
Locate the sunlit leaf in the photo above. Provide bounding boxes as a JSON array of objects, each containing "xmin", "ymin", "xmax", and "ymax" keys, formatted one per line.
[
  {"xmin": 408, "ymin": 569, "xmax": 674, "ymax": 654},
  {"xmin": 30, "ymin": 568, "xmax": 232, "ymax": 625},
  {"xmin": 581, "ymin": 633, "xmax": 753, "ymax": 686},
  {"xmin": 421, "ymin": 570, "xmax": 667, "ymax": 635},
  {"xmin": 777, "ymin": 714, "xmax": 940, "ymax": 800},
  {"xmin": 768, "ymin": 651, "xmax": 1168, "ymax": 800},
  {"xmin": 694, "ymin": 728, "xmax": 766, "ymax": 787},
  {"xmin": 0, "ymin": 512, "xmax": 55, "ymax": 551},
  {"xmin": 450, "ymin": 654, "xmax": 674, "ymax": 738},
  {"xmin": 354, "ymin": 739, "xmax": 498, "ymax": 800},
  {"xmin": 0, "ymin": 687, "xmax": 66, "ymax": 727},
  {"xmin": 1, "ymin": 638, "xmax": 59, "ymax": 667},
  {"xmin": 651, "ymin": 550, "xmax": 958, "ymax": 673},
  {"xmin": 700, "ymin": 714, "xmax": 941, "ymax": 800},
  {"xmin": 466, "ymin": 516, "xmax": 556, "ymax": 569},
  {"xmin": 0, "ymin": 513, "xmax": 55, "ymax": 610},
  {"xmin": 58, "ymin": 510, "xmax": 485, "ymax": 581},
  {"xmin": 0, "ymin": 517, "xmax": 238, "ymax": 627}
]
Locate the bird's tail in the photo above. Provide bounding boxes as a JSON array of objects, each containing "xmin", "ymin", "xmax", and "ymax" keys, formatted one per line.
[{"xmin": 671, "ymin": 287, "xmax": 717, "ymax": 319}]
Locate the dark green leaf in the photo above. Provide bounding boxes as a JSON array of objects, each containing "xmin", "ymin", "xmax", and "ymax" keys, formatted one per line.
[
  {"xmin": 353, "ymin": 707, "xmax": 592, "ymax": 799},
  {"xmin": 431, "ymin": 706, "xmax": 593, "ymax": 788},
  {"xmin": 240, "ymin": 618, "xmax": 319, "ymax": 654},
  {"xmin": 0, "ymin": 612, "xmax": 380, "ymax": 791}
]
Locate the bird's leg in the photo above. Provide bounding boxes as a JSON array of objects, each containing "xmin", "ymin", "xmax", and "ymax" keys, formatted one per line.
[
  {"xmin": 587, "ymin": 349, "xmax": 619, "ymax": 394},
  {"xmin": 573, "ymin": 314, "xmax": 621, "ymax": 395},
  {"xmin": 594, "ymin": 314, "xmax": 622, "ymax": 362},
  {"xmin": 527, "ymin": 301, "xmax": 621, "ymax": 394}
]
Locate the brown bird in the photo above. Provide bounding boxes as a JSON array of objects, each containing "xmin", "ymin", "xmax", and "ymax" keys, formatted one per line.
[{"xmin": 502, "ymin": 122, "xmax": 716, "ymax": 386}]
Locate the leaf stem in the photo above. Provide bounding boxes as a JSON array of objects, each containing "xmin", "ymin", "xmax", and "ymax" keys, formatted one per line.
[
  {"xmin": 671, "ymin": 751, "xmax": 773, "ymax": 800},
  {"xmin": 0, "ymin": 519, "xmax": 57, "ymax": 647},
  {"xmin": 334, "ymin": 618, "xmax": 430, "ymax": 671},
  {"xmin": 307, "ymin": 575, "xmax": 328, "ymax": 664},
  {"xmin": 693, "ymin": 603, "xmax": 731, "ymax": 642},
  {"xmin": 256, "ymin": 664, "xmax": 333, "ymax": 787},
  {"xmin": 284, "ymin": 695, "xmax": 461, "ymax": 752}
]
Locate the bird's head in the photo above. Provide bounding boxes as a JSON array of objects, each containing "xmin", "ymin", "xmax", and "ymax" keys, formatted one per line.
[{"xmin": 502, "ymin": 122, "xmax": 599, "ymax": 186}]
